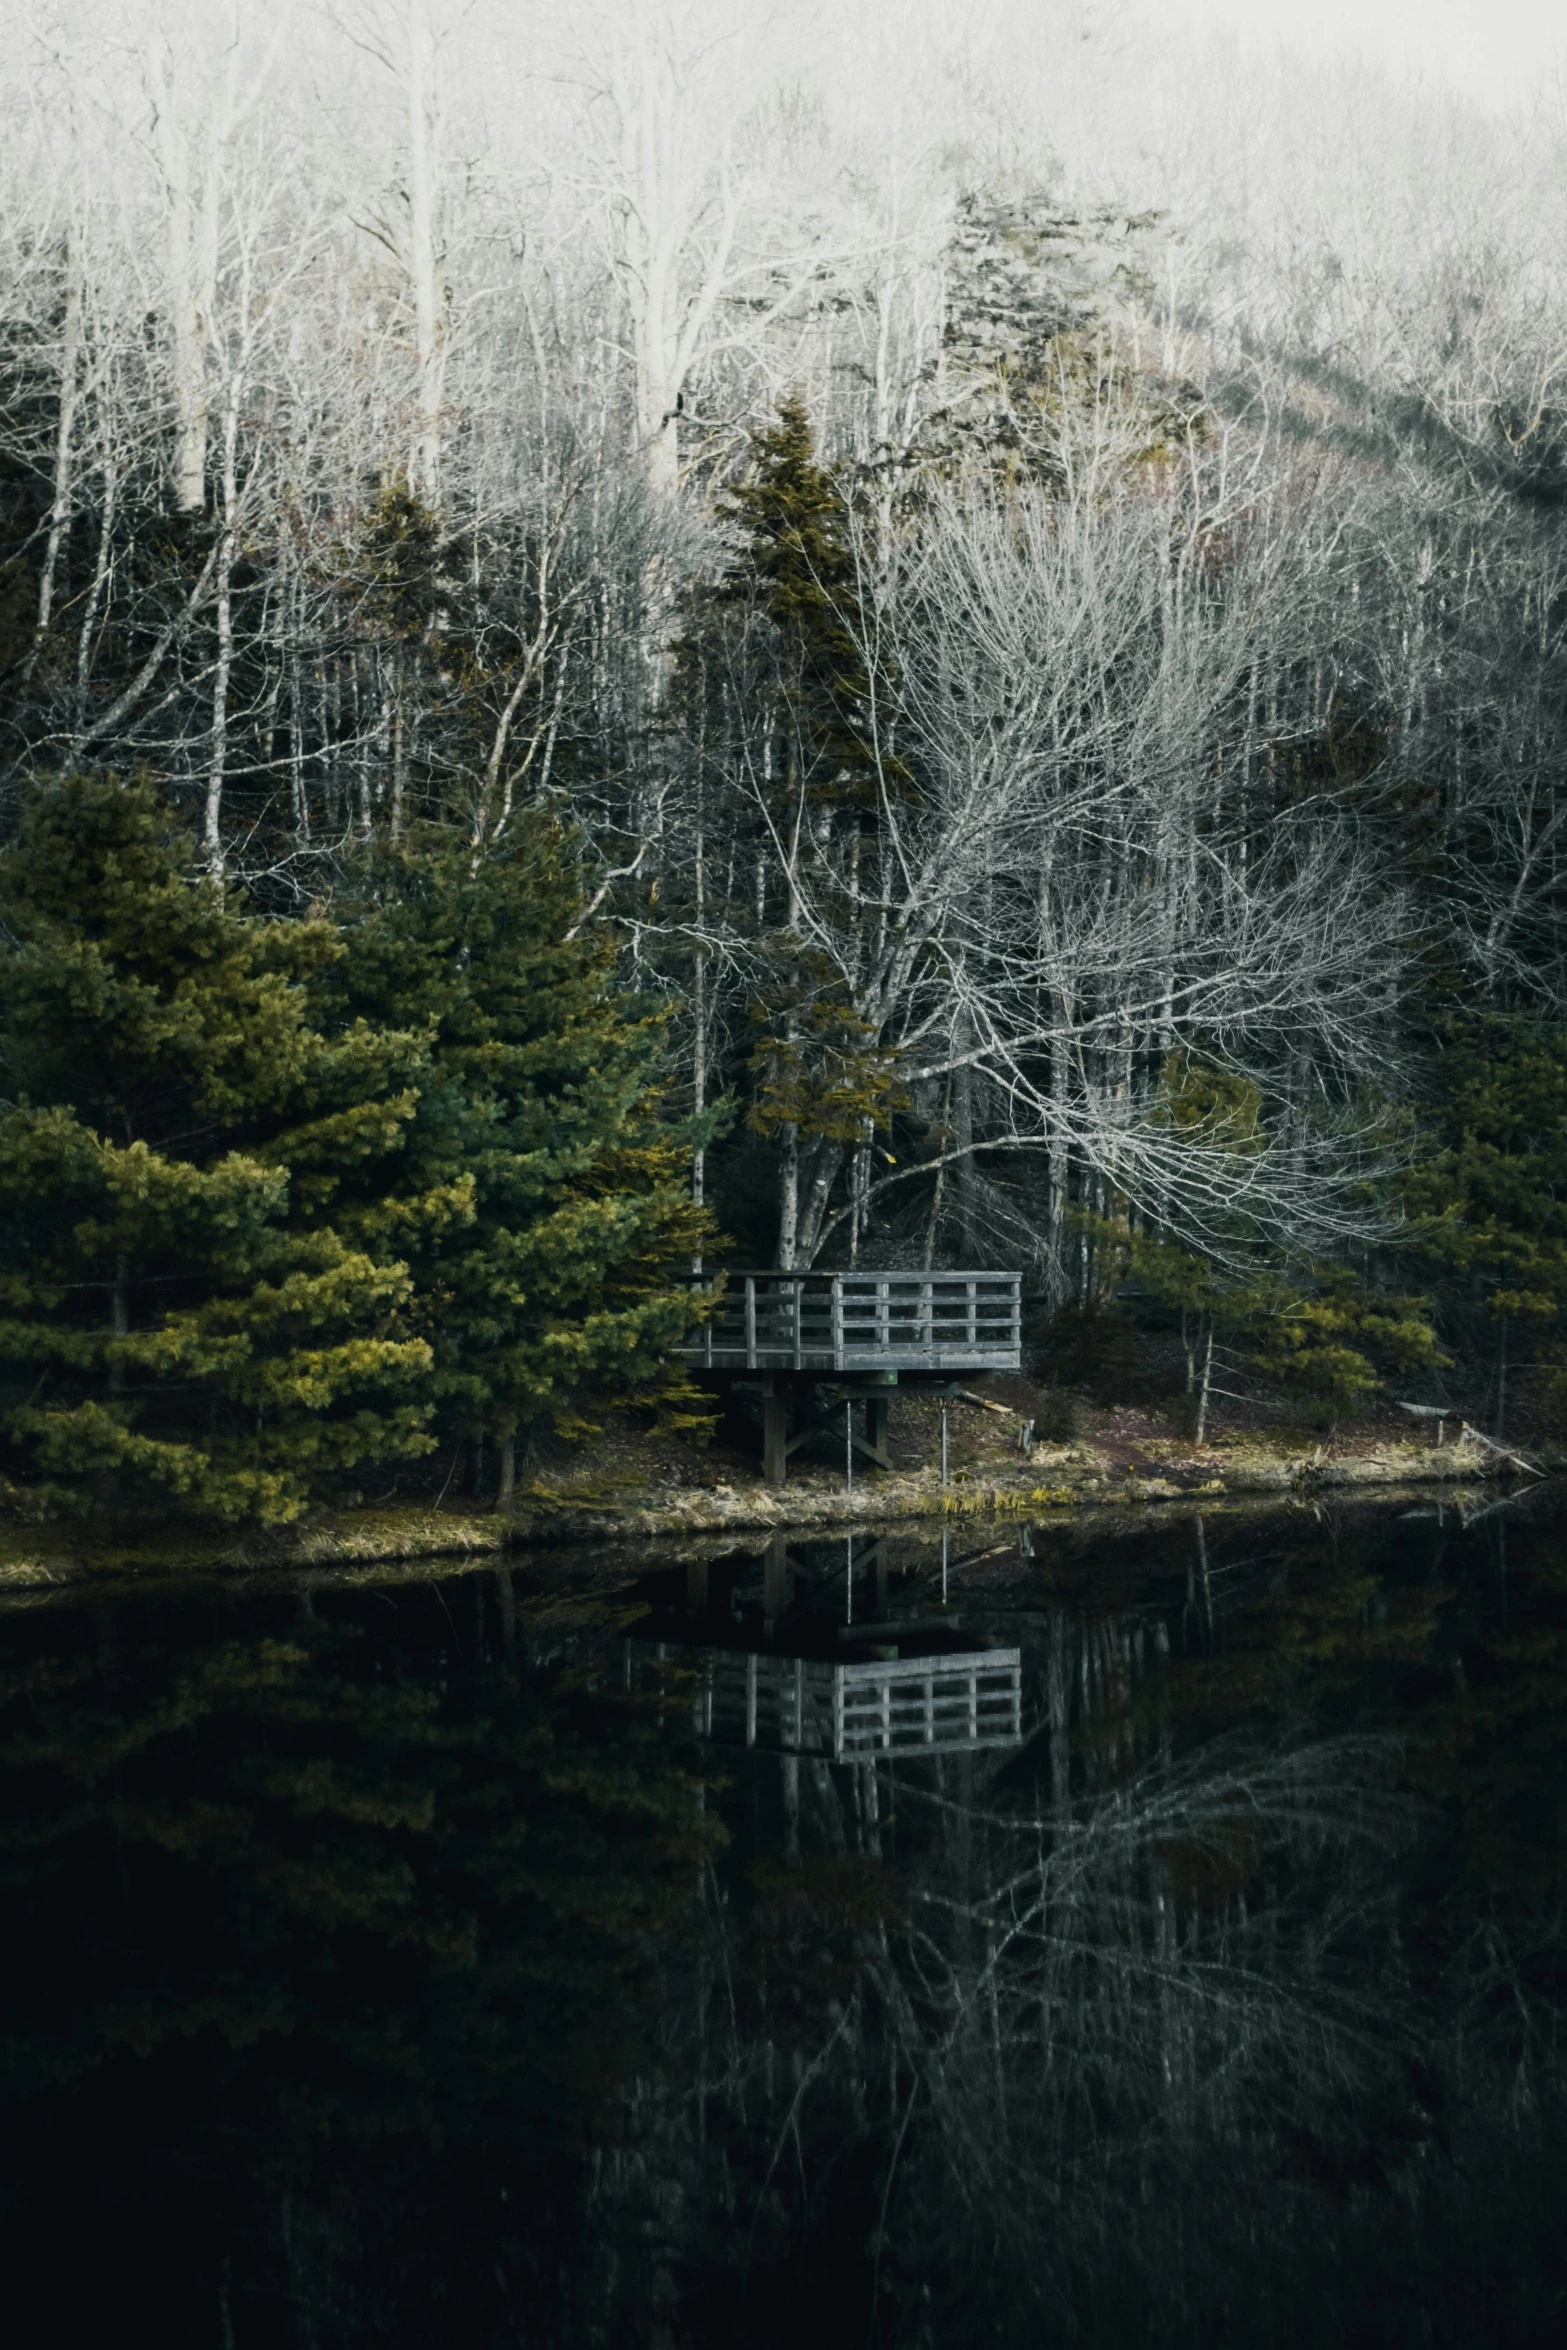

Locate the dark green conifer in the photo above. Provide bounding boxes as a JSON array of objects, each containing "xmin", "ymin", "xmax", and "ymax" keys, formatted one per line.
[
  {"xmin": 0, "ymin": 778, "xmax": 714, "ymax": 1521},
  {"xmin": 320, "ymin": 815, "xmax": 714, "ymax": 1494},
  {"xmin": 720, "ymin": 392, "xmax": 879, "ymax": 802},
  {"xmin": 1406, "ymin": 1015, "xmax": 1567, "ymax": 1428},
  {"xmin": 693, "ymin": 398, "xmax": 909, "ymax": 1251},
  {"xmin": 0, "ymin": 776, "xmax": 440, "ymax": 1522}
]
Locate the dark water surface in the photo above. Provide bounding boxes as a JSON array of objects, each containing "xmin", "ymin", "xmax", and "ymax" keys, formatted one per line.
[{"xmin": 3, "ymin": 1491, "xmax": 1566, "ymax": 2348}]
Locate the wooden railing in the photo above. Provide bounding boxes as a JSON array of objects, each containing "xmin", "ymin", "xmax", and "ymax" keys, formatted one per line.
[{"xmin": 680, "ymin": 1269, "xmax": 1022, "ymax": 1373}]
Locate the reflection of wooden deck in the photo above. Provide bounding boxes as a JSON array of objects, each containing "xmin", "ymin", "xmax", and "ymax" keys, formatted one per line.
[
  {"xmin": 626, "ymin": 1639, "xmax": 1024, "ymax": 1760},
  {"xmin": 680, "ymin": 1270, "xmax": 1022, "ymax": 1375}
]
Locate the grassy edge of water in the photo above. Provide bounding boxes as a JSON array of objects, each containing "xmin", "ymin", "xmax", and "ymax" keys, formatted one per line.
[{"xmin": 0, "ymin": 1438, "xmax": 1511, "ymax": 1593}]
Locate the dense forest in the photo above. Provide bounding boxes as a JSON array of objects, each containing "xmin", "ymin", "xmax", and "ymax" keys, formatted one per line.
[{"xmin": 4, "ymin": 0, "xmax": 1567, "ymax": 1517}]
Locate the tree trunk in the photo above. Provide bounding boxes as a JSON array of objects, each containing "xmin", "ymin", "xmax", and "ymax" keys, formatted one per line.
[
  {"xmin": 1193, "ymin": 1315, "xmax": 1215, "ymax": 1445},
  {"xmin": 75, "ymin": 459, "xmax": 117, "ymax": 725},
  {"xmin": 288, "ymin": 569, "xmax": 309, "ymax": 842},
  {"xmin": 951, "ymin": 1036, "xmax": 978, "ymax": 1261},
  {"xmin": 391, "ymin": 655, "xmax": 408, "ymax": 842},
  {"xmin": 206, "ymin": 365, "xmax": 241, "ymax": 871},
  {"xmin": 777, "ymin": 1121, "xmax": 800, "ymax": 1269},
  {"xmin": 692, "ymin": 802, "xmax": 706, "ymax": 1271},
  {"xmin": 94, "ymin": 1251, "xmax": 132, "ymax": 1528},
  {"xmin": 156, "ymin": 100, "xmax": 216, "ymax": 516},
  {"xmin": 796, "ymin": 1139, "xmax": 845, "ymax": 1267},
  {"xmin": 108, "ymin": 1252, "xmax": 130, "ymax": 1392},
  {"xmin": 29, "ymin": 241, "xmax": 83, "ymax": 664},
  {"xmin": 404, "ymin": 0, "xmax": 446, "ymax": 509}
]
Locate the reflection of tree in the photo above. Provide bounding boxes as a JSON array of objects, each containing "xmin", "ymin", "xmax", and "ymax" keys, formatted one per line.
[
  {"xmin": 4, "ymin": 1512, "xmax": 1565, "ymax": 2350},
  {"xmin": 1163, "ymin": 1500, "xmax": 1567, "ymax": 1914},
  {"xmin": 0, "ymin": 1593, "xmax": 717, "ymax": 2344},
  {"xmin": 604, "ymin": 1511, "xmax": 1567, "ymax": 2350}
]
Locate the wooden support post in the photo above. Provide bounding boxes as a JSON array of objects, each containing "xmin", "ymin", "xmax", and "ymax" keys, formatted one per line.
[
  {"xmin": 763, "ymin": 1375, "xmax": 788, "ymax": 1487},
  {"xmin": 866, "ymin": 1394, "xmax": 890, "ymax": 1468},
  {"xmin": 685, "ymin": 1558, "xmax": 709, "ymax": 1615}
]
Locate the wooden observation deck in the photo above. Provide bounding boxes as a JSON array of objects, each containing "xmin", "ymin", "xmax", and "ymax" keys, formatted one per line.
[
  {"xmin": 681, "ymin": 1269, "xmax": 1022, "ymax": 1375},
  {"xmin": 677, "ymin": 1269, "xmax": 1023, "ymax": 1486}
]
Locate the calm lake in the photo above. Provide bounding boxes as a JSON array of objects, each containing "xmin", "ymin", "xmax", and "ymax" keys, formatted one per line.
[{"xmin": 3, "ymin": 1490, "xmax": 1565, "ymax": 2348}]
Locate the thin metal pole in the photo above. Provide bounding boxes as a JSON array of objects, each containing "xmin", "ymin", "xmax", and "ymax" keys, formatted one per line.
[
  {"xmin": 845, "ymin": 1396, "xmax": 854, "ymax": 1493},
  {"xmin": 846, "ymin": 1533, "xmax": 854, "ymax": 1624},
  {"xmin": 940, "ymin": 1397, "xmax": 949, "ymax": 1489},
  {"xmin": 941, "ymin": 1527, "xmax": 949, "ymax": 1605}
]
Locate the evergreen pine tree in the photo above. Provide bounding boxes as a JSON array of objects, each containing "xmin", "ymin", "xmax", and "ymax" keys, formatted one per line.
[
  {"xmin": 1406, "ymin": 1015, "xmax": 1567, "ymax": 1430},
  {"xmin": 688, "ymin": 396, "xmax": 908, "ymax": 1261},
  {"xmin": 718, "ymin": 392, "xmax": 878, "ymax": 801},
  {"xmin": 0, "ymin": 775, "xmax": 441, "ymax": 1523},
  {"xmin": 320, "ymin": 814, "xmax": 713, "ymax": 1497}
]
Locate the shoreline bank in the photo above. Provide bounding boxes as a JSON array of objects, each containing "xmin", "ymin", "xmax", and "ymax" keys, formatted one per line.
[{"xmin": 0, "ymin": 1435, "xmax": 1526, "ymax": 1591}]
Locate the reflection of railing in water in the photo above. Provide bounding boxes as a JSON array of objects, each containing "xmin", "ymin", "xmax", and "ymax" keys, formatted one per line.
[
  {"xmin": 678, "ymin": 1269, "xmax": 1022, "ymax": 1372},
  {"xmin": 624, "ymin": 1638, "xmax": 1023, "ymax": 1759}
]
